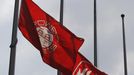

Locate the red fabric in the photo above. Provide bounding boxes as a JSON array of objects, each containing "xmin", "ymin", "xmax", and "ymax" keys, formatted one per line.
[
  {"xmin": 19, "ymin": 0, "xmax": 84, "ymax": 74},
  {"xmin": 60, "ymin": 53, "xmax": 107, "ymax": 75},
  {"xmin": 72, "ymin": 53, "xmax": 107, "ymax": 75}
]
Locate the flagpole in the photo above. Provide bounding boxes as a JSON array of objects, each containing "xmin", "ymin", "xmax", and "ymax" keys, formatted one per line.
[
  {"xmin": 121, "ymin": 14, "xmax": 128, "ymax": 75},
  {"xmin": 94, "ymin": 0, "xmax": 98, "ymax": 67},
  {"xmin": 9, "ymin": 0, "xmax": 20, "ymax": 75},
  {"xmin": 58, "ymin": 0, "xmax": 64, "ymax": 75},
  {"xmin": 59, "ymin": 0, "xmax": 64, "ymax": 24}
]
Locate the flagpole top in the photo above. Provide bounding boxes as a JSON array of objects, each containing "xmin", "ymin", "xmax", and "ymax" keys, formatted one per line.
[{"xmin": 121, "ymin": 14, "xmax": 125, "ymax": 18}]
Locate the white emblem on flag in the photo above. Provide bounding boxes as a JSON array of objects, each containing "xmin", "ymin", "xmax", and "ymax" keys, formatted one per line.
[
  {"xmin": 76, "ymin": 68, "xmax": 92, "ymax": 75},
  {"xmin": 36, "ymin": 26, "xmax": 53, "ymax": 48},
  {"xmin": 34, "ymin": 20, "xmax": 58, "ymax": 54},
  {"xmin": 73, "ymin": 61, "xmax": 92, "ymax": 75}
]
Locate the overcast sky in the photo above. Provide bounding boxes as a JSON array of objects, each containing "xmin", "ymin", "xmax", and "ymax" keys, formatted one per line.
[{"xmin": 0, "ymin": 0, "xmax": 134, "ymax": 75}]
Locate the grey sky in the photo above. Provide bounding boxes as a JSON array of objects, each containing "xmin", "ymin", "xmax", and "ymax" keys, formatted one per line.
[{"xmin": 0, "ymin": 0, "xmax": 134, "ymax": 75}]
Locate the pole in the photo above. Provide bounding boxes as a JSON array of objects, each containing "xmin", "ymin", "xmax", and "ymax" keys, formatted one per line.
[
  {"xmin": 58, "ymin": 0, "xmax": 64, "ymax": 75},
  {"xmin": 9, "ymin": 0, "xmax": 20, "ymax": 75},
  {"xmin": 121, "ymin": 14, "xmax": 128, "ymax": 75},
  {"xmin": 94, "ymin": 0, "xmax": 97, "ymax": 67},
  {"xmin": 59, "ymin": 0, "xmax": 64, "ymax": 25}
]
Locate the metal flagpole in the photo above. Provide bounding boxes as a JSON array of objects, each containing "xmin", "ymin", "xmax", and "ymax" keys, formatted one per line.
[
  {"xmin": 59, "ymin": 0, "xmax": 64, "ymax": 24},
  {"xmin": 9, "ymin": 0, "xmax": 20, "ymax": 75},
  {"xmin": 57, "ymin": 0, "xmax": 64, "ymax": 75},
  {"xmin": 94, "ymin": 0, "xmax": 98, "ymax": 67},
  {"xmin": 121, "ymin": 14, "xmax": 128, "ymax": 75}
]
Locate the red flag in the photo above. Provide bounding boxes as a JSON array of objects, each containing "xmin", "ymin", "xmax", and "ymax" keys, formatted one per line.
[
  {"xmin": 19, "ymin": 0, "xmax": 84, "ymax": 74},
  {"xmin": 72, "ymin": 53, "xmax": 107, "ymax": 75}
]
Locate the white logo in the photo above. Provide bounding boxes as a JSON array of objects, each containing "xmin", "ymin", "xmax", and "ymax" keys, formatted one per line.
[
  {"xmin": 36, "ymin": 26, "xmax": 53, "ymax": 48},
  {"xmin": 34, "ymin": 20, "xmax": 58, "ymax": 54},
  {"xmin": 73, "ymin": 61, "xmax": 93, "ymax": 75},
  {"xmin": 76, "ymin": 68, "xmax": 92, "ymax": 75}
]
